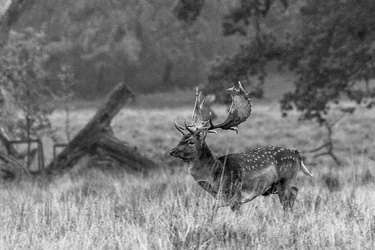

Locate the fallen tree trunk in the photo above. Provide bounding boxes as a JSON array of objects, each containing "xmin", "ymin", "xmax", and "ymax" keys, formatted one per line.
[
  {"xmin": 46, "ymin": 82, "xmax": 159, "ymax": 177},
  {"xmin": 0, "ymin": 127, "xmax": 22, "ymax": 157},
  {"xmin": 0, "ymin": 126, "xmax": 33, "ymax": 177},
  {"xmin": 0, "ymin": 150, "xmax": 31, "ymax": 177}
]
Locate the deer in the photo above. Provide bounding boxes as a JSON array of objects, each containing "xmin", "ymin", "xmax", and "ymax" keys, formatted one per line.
[{"xmin": 170, "ymin": 82, "xmax": 313, "ymax": 212}]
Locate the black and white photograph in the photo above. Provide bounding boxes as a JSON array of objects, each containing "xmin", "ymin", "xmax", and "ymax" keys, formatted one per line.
[{"xmin": 0, "ymin": 0, "xmax": 374, "ymax": 249}]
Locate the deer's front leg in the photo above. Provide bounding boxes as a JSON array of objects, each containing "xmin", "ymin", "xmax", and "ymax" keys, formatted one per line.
[
  {"xmin": 212, "ymin": 192, "xmax": 242, "ymax": 212},
  {"xmin": 198, "ymin": 181, "xmax": 242, "ymax": 211},
  {"xmin": 277, "ymin": 182, "xmax": 298, "ymax": 211},
  {"xmin": 216, "ymin": 183, "xmax": 243, "ymax": 211},
  {"xmin": 197, "ymin": 181, "xmax": 218, "ymax": 198},
  {"xmin": 196, "ymin": 181, "xmax": 228, "ymax": 210}
]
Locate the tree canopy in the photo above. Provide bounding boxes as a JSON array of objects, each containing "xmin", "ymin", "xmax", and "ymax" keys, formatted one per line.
[
  {"xmin": 281, "ymin": 0, "xmax": 375, "ymax": 123},
  {"xmin": 175, "ymin": 0, "xmax": 375, "ymax": 123},
  {"xmin": 3, "ymin": 0, "xmax": 243, "ymax": 96}
]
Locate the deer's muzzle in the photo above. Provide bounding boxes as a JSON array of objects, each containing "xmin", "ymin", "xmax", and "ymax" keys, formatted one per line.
[{"xmin": 170, "ymin": 148, "xmax": 178, "ymax": 157}]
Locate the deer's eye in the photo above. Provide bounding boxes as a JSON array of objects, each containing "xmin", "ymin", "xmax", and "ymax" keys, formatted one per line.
[{"xmin": 187, "ymin": 140, "xmax": 195, "ymax": 145}]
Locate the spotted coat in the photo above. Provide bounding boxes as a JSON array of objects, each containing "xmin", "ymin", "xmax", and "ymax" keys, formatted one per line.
[
  {"xmin": 196, "ymin": 146, "xmax": 311, "ymax": 211},
  {"xmin": 171, "ymin": 137, "xmax": 313, "ymax": 211},
  {"xmin": 219, "ymin": 146, "xmax": 303, "ymax": 203}
]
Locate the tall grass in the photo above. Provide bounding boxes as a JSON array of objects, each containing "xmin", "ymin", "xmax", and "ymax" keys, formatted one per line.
[
  {"xmin": 0, "ymin": 169, "xmax": 374, "ymax": 249},
  {"xmin": 1, "ymin": 100, "xmax": 374, "ymax": 249}
]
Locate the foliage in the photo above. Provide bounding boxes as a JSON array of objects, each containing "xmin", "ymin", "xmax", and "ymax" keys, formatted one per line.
[
  {"xmin": 280, "ymin": 0, "xmax": 375, "ymax": 123},
  {"xmin": 173, "ymin": 0, "xmax": 205, "ymax": 24},
  {"xmin": 201, "ymin": 0, "xmax": 289, "ymax": 102},
  {"xmin": 174, "ymin": 0, "xmax": 375, "ymax": 164},
  {"xmin": 0, "ymin": 28, "xmax": 53, "ymax": 139},
  {"xmin": 221, "ymin": 0, "xmax": 288, "ymax": 37},
  {"xmin": 200, "ymin": 0, "xmax": 375, "ymax": 124},
  {"xmin": 205, "ymin": 33, "xmax": 283, "ymax": 103},
  {"xmin": 173, "ymin": 0, "xmax": 288, "ymax": 30},
  {"xmin": 15, "ymin": 0, "xmax": 239, "ymax": 95}
]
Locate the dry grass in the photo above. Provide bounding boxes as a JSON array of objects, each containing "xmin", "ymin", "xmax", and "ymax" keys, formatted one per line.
[{"xmin": 1, "ymin": 98, "xmax": 375, "ymax": 249}]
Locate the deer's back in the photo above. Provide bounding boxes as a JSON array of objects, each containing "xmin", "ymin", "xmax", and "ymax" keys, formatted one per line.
[{"xmin": 219, "ymin": 146, "xmax": 301, "ymax": 194}]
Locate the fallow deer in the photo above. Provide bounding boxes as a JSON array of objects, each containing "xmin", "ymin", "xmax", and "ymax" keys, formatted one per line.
[{"xmin": 170, "ymin": 82, "xmax": 313, "ymax": 211}]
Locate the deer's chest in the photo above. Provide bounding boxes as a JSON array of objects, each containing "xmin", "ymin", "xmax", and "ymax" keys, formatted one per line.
[
  {"xmin": 189, "ymin": 164, "xmax": 225, "ymax": 196},
  {"xmin": 189, "ymin": 167, "xmax": 216, "ymax": 188}
]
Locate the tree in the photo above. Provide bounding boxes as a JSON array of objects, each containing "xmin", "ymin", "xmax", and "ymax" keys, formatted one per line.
[
  {"xmin": 0, "ymin": 29, "xmax": 52, "ymax": 136},
  {"xmin": 279, "ymin": 0, "xmax": 375, "ymax": 164},
  {"xmin": 280, "ymin": 0, "xmax": 375, "ymax": 123},
  {"xmin": 175, "ymin": 0, "xmax": 289, "ymax": 101},
  {"xmin": 0, "ymin": 0, "xmax": 35, "ymax": 46},
  {"xmin": 0, "ymin": 28, "xmax": 52, "ymax": 169},
  {"xmin": 174, "ymin": 0, "xmax": 375, "ymax": 164},
  {"xmin": 9, "ymin": 0, "xmax": 243, "ymax": 95},
  {"xmin": 0, "ymin": 0, "xmax": 160, "ymax": 179}
]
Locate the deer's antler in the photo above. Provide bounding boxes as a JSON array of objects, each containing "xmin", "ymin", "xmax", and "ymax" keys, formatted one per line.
[
  {"xmin": 206, "ymin": 81, "xmax": 252, "ymax": 133},
  {"xmin": 191, "ymin": 87, "xmax": 209, "ymax": 130},
  {"xmin": 174, "ymin": 81, "xmax": 252, "ymax": 134}
]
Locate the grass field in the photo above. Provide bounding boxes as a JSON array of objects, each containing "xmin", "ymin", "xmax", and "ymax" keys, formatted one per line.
[{"xmin": 0, "ymin": 90, "xmax": 374, "ymax": 249}]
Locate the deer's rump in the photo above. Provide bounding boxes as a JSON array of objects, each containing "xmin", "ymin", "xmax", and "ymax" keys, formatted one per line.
[{"xmin": 219, "ymin": 148, "xmax": 301, "ymax": 197}]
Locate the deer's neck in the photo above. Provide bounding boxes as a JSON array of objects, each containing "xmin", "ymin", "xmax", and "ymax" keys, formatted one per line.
[{"xmin": 189, "ymin": 142, "xmax": 222, "ymax": 182}]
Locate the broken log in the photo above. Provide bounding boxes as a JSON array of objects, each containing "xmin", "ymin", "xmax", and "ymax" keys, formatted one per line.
[
  {"xmin": 46, "ymin": 82, "xmax": 159, "ymax": 177},
  {"xmin": 0, "ymin": 150, "xmax": 31, "ymax": 177},
  {"xmin": 0, "ymin": 126, "xmax": 35, "ymax": 177},
  {"xmin": 0, "ymin": 127, "xmax": 21, "ymax": 157}
]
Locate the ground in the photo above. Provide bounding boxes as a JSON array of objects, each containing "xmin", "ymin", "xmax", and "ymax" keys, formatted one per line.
[{"xmin": 0, "ymin": 88, "xmax": 374, "ymax": 249}]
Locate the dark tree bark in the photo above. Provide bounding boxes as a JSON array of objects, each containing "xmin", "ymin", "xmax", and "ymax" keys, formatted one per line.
[
  {"xmin": 0, "ymin": 0, "xmax": 35, "ymax": 47},
  {"xmin": 0, "ymin": 127, "xmax": 21, "ymax": 157},
  {"xmin": 0, "ymin": 127, "xmax": 33, "ymax": 177},
  {"xmin": 46, "ymin": 82, "xmax": 159, "ymax": 177},
  {"xmin": 0, "ymin": 150, "xmax": 31, "ymax": 177}
]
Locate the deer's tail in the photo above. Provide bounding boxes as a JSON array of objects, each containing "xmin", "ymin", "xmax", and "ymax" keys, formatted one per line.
[
  {"xmin": 300, "ymin": 161, "xmax": 313, "ymax": 177},
  {"xmin": 294, "ymin": 150, "xmax": 313, "ymax": 177}
]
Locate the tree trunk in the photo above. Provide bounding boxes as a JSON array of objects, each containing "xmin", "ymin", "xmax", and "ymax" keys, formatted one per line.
[{"xmin": 46, "ymin": 82, "xmax": 159, "ymax": 177}]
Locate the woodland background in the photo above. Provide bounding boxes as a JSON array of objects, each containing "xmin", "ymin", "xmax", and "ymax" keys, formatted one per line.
[
  {"xmin": 0, "ymin": 0, "xmax": 374, "ymax": 249},
  {"xmin": 0, "ymin": 0, "xmax": 304, "ymax": 97}
]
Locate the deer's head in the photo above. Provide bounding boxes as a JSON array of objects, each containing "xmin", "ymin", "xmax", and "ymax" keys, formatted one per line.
[
  {"xmin": 170, "ymin": 81, "xmax": 252, "ymax": 162},
  {"xmin": 169, "ymin": 128, "xmax": 208, "ymax": 162}
]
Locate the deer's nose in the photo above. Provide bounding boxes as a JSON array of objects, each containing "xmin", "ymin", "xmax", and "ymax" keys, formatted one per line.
[{"xmin": 170, "ymin": 148, "xmax": 177, "ymax": 156}]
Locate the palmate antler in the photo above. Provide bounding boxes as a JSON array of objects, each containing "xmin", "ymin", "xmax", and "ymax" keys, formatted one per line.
[{"xmin": 174, "ymin": 81, "xmax": 252, "ymax": 135}]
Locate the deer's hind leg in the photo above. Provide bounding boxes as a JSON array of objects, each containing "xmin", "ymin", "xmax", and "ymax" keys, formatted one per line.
[
  {"xmin": 262, "ymin": 183, "xmax": 278, "ymax": 196},
  {"xmin": 289, "ymin": 186, "xmax": 298, "ymax": 209},
  {"xmin": 230, "ymin": 202, "xmax": 241, "ymax": 212}
]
